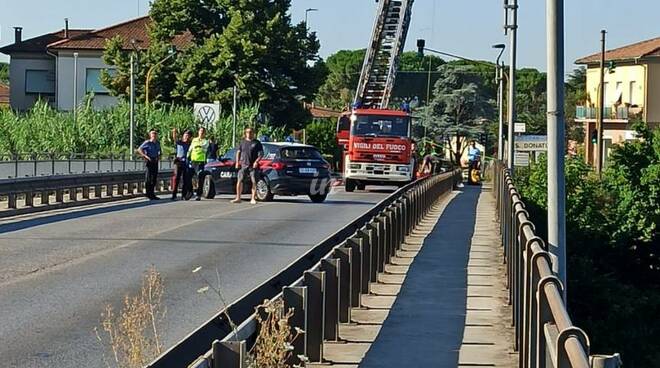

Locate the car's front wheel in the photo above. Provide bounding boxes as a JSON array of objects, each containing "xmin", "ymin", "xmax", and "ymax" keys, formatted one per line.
[
  {"xmin": 255, "ymin": 178, "xmax": 274, "ymax": 202},
  {"xmin": 309, "ymin": 193, "xmax": 328, "ymax": 203},
  {"xmin": 202, "ymin": 175, "xmax": 216, "ymax": 199}
]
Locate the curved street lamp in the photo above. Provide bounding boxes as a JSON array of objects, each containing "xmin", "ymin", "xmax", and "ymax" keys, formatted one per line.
[{"xmin": 145, "ymin": 46, "xmax": 177, "ymax": 107}]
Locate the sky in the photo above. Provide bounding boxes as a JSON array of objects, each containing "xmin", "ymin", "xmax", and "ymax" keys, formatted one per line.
[{"xmin": 1, "ymin": 0, "xmax": 659, "ymax": 74}]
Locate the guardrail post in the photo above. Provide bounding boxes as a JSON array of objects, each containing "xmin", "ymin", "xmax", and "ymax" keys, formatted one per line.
[
  {"xmin": 82, "ymin": 186, "xmax": 90, "ymax": 199},
  {"xmin": 212, "ymin": 339, "xmax": 246, "ymax": 368},
  {"xmin": 385, "ymin": 207, "xmax": 396, "ymax": 261},
  {"xmin": 320, "ymin": 259, "xmax": 340, "ymax": 341},
  {"xmin": 537, "ymin": 275, "xmax": 564, "ymax": 368},
  {"xmin": 557, "ymin": 327, "xmax": 590, "ymax": 368},
  {"xmin": 55, "ymin": 189, "xmax": 64, "ymax": 203},
  {"xmin": 590, "ymin": 354, "xmax": 621, "ymax": 368},
  {"xmin": 366, "ymin": 222, "xmax": 380, "ymax": 284},
  {"xmin": 333, "ymin": 247, "xmax": 352, "ymax": 324},
  {"xmin": 69, "ymin": 187, "xmax": 77, "ymax": 202},
  {"xmin": 94, "ymin": 185, "xmax": 102, "ymax": 199},
  {"xmin": 356, "ymin": 230, "xmax": 372, "ymax": 294},
  {"xmin": 304, "ymin": 271, "xmax": 325, "ymax": 363},
  {"xmin": 283, "ymin": 286, "xmax": 308, "ymax": 366},
  {"xmin": 7, "ymin": 193, "xmax": 17, "ymax": 209},
  {"xmin": 346, "ymin": 237, "xmax": 363, "ymax": 308},
  {"xmin": 375, "ymin": 216, "xmax": 387, "ymax": 274},
  {"xmin": 41, "ymin": 191, "xmax": 49, "ymax": 205},
  {"xmin": 25, "ymin": 191, "xmax": 34, "ymax": 207}
]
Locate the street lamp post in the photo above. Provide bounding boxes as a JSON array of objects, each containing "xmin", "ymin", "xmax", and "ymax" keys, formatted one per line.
[
  {"xmin": 493, "ymin": 44, "xmax": 506, "ymax": 161},
  {"xmin": 129, "ymin": 39, "xmax": 139, "ymax": 160},
  {"xmin": 505, "ymin": 0, "xmax": 518, "ymax": 174},
  {"xmin": 145, "ymin": 47, "xmax": 177, "ymax": 107},
  {"xmin": 73, "ymin": 52, "xmax": 79, "ymax": 124},
  {"xmin": 547, "ymin": 0, "xmax": 567, "ymax": 296},
  {"xmin": 305, "ymin": 8, "xmax": 318, "ymax": 30}
]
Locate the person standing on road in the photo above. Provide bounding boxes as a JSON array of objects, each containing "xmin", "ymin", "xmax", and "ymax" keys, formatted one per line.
[
  {"xmin": 171, "ymin": 128, "xmax": 192, "ymax": 201},
  {"xmin": 467, "ymin": 141, "xmax": 481, "ymax": 170},
  {"xmin": 137, "ymin": 129, "xmax": 162, "ymax": 200},
  {"xmin": 187, "ymin": 127, "xmax": 210, "ymax": 201},
  {"xmin": 232, "ymin": 127, "xmax": 263, "ymax": 204}
]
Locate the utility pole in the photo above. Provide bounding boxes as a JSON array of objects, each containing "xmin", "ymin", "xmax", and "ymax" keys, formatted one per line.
[
  {"xmin": 129, "ymin": 53, "xmax": 135, "ymax": 159},
  {"xmin": 505, "ymin": 0, "xmax": 518, "ymax": 173},
  {"xmin": 547, "ymin": 0, "xmax": 567, "ymax": 297},
  {"xmin": 597, "ymin": 30, "xmax": 607, "ymax": 176},
  {"xmin": 232, "ymin": 85, "xmax": 238, "ymax": 147},
  {"xmin": 73, "ymin": 52, "xmax": 79, "ymax": 124},
  {"xmin": 493, "ymin": 44, "xmax": 506, "ymax": 160}
]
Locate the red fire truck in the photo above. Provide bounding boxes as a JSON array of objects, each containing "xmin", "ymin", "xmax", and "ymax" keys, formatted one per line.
[{"xmin": 336, "ymin": 0, "xmax": 415, "ymax": 192}]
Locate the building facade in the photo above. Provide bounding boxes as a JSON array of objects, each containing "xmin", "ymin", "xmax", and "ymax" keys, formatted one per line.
[
  {"xmin": 575, "ymin": 36, "xmax": 660, "ymax": 166},
  {"xmin": 0, "ymin": 17, "xmax": 191, "ymax": 112}
]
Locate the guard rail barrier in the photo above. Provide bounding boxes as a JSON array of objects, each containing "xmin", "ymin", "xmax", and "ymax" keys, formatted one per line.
[
  {"xmin": 0, "ymin": 169, "xmax": 173, "ymax": 217},
  {"xmin": 494, "ymin": 161, "xmax": 620, "ymax": 368},
  {"xmin": 146, "ymin": 169, "xmax": 463, "ymax": 368}
]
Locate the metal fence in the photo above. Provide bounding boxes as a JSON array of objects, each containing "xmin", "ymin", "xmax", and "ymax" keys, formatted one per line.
[
  {"xmin": 494, "ymin": 161, "xmax": 620, "ymax": 368},
  {"xmin": 0, "ymin": 153, "xmax": 174, "ymax": 179},
  {"xmin": 146, "ymin": 169, "xmax": 462, "ymax": 368},
  {"xmin": 0, "ymin": 169, "xmax": 173, "ymax": 217}
]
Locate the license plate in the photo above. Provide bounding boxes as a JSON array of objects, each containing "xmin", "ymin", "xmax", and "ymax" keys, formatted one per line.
[{"xmin": 299, "ymin": 168, "xmax": 318, "ymax": 174}]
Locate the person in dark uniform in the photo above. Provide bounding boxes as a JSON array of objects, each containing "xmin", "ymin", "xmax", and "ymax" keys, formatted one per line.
[
  {"xmin": 137, "ymin": 129, "xmax": 162, "ymax": 200},
  {"xmin": 232, "ymin": 127, "xmax": 264, "ymax": 204},
  {"xmin": 171, "ymin": 128, "xmax": 192, "ymax": 200}
]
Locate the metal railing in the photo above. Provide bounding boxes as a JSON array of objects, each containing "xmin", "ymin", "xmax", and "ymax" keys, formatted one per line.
[
  {"xmin": 575, "ymin": 105, "xmax": 643, "ymax": 121},
  {"xmin": 0, "ymin": 169, "xmax": 173, "ymax": 217},
  {"xmin": 0, "ymin": 153, "xmax": 174, "ymax": 179},
  {"xmin": 494, "ymin": 161, "xmax": 619, "ymax": 368},
  {"xmin": 146, "ymin": 169, "xmax": 462, "ymax": 368}
]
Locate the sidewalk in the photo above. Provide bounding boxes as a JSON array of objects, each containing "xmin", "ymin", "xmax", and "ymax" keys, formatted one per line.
[{"xmin": 309, "ymin": 185, "xmax": 517, "ymax": 368}]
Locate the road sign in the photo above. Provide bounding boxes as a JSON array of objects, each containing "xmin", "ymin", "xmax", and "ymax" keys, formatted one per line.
[
  {"xmin": 194, "ymin": 102, "xmax": 221, "ymax": 127},
  {"xmin": 514, "ymin": 123, "xmax": 526, "ymax": 133},
  {"xmin": 515, "ymin": 135, "xmax": 547, "ymax": 151},
  {"xmin": 514, "ymin": 152, "xmax": 530, "ymax": 166}
]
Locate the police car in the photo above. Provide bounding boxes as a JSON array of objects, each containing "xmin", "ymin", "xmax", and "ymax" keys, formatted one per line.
[{"xmin": 201, "ymin": 142, "xmax": 332, "ymax": 203}]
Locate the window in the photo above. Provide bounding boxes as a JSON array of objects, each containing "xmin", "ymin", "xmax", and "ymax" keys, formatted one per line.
[
  {"xmin": 85, "ymin": 68, "xmax": 113, "ymax": 94},
  {"xmin": 351, "ymin": 115, "xmax": 410, "ymax": 137},
  {"xmin": 629, "ymin": 81, "xmax": 636, "ymax": 104},
  {"xmin": 25, "ymin": 70, "xmax": 55, "ymax": 94},
  {"xmin": 280, "ymin": 147, "xmax": 323, "ymax": 160}
]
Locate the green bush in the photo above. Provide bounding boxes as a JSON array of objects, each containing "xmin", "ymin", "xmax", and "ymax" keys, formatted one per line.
[{"xmin": 516, "ymin": 124, "xmax": 660, "ymax": 367}]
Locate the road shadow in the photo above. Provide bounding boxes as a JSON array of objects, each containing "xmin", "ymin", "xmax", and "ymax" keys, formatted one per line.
[
  {"xmin": 0, "ymin": 199, "xmax": 169, "ymax": 234},
  {"xmin": 360, "ymin": 186, "xmax": 480, "ymax": 368}
]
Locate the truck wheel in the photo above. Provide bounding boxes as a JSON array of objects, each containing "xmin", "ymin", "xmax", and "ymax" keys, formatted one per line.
[
  {"xmin": 357, "ymin": 183, "xmax": 366, "ymax": 191},
  {"xmin": 256, "ymin": 178, "xmax": 274, "ymax": 201},
  {"xmin": 345, "ymin": 179, "xmax": 356, "ymax": 192},
  {"xmin": 309, "ymin": 194, "xmax": 328, "ymax": 203},
  {"xmin": 202, "ymin": 175, "xmax": 216, "ymax": 199}
]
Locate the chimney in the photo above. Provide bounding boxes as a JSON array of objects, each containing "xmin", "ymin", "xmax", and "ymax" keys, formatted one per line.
[
  {"xmin": 14, "ymin": 27, "xmax": 23, "ymax": 44},
  {"xmin": 64, "ymin": 18, "xmax": 69, "ymax": 38}
]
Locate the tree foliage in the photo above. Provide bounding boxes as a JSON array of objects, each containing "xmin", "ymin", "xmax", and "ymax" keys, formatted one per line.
[
  {"xmin": 425, "ymin": 64, "xmax": 494, "ymax": 163},
  {"xmin": 0, "ymin": 62, "xmax": 8, "ymax": 85},
  {"xmin": 102, "ymin": 0, "xmax": 322, "ymax": 129},
  {"xmin": 517, "ymin": 125, "xmax": 660, "ymax": 367}
]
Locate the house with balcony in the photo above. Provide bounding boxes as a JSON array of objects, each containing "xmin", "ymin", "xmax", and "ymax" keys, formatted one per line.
[
  {"xmin": 0, "ymin": 17, "xmax": 191, "ymax": 112},
  {"xmin": 575, "ymin": 36, "xmax": 660, "ymax": 166}
]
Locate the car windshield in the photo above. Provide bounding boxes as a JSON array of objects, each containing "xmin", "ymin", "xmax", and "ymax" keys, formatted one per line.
[
  {"xmin": 222, "ymin": 148, "xmax": 236, "ymax": 160},
  {"xmin": 280, "ymin": 147, "xmax": 323, "ymax": 160},
  {"xmin": 351, "ymin": 115, "xmax": 410, "ymax": 137}
]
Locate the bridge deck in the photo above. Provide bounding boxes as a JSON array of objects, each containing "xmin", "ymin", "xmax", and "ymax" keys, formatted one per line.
[{"xmin": 309, "ymin": 186, "xmax": 517, "ymax": 367}]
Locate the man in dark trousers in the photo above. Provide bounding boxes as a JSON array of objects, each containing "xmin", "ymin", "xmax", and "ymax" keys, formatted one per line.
[
  {"xmin": 137, "ymin": 129, "xmax": 162, "ymax": 200},
  {"xmin": 232, "ymin": 127, "xmax": 263, "ymax": 204},
  {"xmin": 171, "ymin": 128, "xmax": 192, "ymax": 200}
]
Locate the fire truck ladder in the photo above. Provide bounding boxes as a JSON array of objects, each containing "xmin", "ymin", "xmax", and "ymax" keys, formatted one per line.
[{"xmin": 354, "ymin": 0, "xmax": 414, "ymax": 109}]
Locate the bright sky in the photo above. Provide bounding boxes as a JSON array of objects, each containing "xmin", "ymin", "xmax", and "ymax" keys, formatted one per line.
[{"xmin": 1, "ymin": 0, "xmax": 659, "ymax": 74}]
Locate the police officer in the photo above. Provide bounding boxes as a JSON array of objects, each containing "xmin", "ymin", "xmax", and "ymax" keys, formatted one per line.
[{"xmin": 137, "ymin": 129, "xmax": 162, "ymax": 200}]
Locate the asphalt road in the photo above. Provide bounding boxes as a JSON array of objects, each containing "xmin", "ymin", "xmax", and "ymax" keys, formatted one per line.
[{"xmin": 0, "ymin": 188, "xmax": 391, "ymax": 368}]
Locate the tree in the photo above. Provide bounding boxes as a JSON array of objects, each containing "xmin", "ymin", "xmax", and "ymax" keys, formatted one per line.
[
  {"xmin": 426, "ymin": 64, "xmax": 494, "ymax": 164},
  {"xmin": 565, "ymin": 67, "xmax": 588, "ymax": 142},
  {"xmin": 0, "ymin": 62, "xmax": 8, "ymax": 84},
  {"xmin": 315, "ymin": 49, "xmax": 365, "ymax": 110},
  {"xmin": 102, "ymin": 0, "xmax": 322, "ymax": 130}
]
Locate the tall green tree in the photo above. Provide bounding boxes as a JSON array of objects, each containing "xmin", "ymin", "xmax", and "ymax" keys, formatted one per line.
[
  {"xmin": 426, "ymin": 64, "xmax": 494, "ymax": 163},
  {"xmin": 315, "ymin": 49, "xmax": 365, "ymax": 110},
  {"xmin": 0, "ymin": 62, "xmax": 8, "ymax": 85},
  {"xmin": 565, "ymin": 67, "xmax": 588, "ymax": 142}
]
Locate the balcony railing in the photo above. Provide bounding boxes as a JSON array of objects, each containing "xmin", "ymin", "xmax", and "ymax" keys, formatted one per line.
[{"xmin": 575, "ymin": 106, "xmax": 643, "ymax": 121}]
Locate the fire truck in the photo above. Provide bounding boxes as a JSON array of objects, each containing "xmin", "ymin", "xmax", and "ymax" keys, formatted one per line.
[{"xmin": 336, "ymin": 0, "xmax": 415, "ymax": 192}]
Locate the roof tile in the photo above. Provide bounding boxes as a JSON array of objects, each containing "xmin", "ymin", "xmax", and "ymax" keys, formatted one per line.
[{"xmin": 576, "ymin": 36, "xmax": 660, "ymax": 64}]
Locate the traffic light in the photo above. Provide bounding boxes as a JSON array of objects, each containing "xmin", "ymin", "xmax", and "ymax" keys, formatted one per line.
[
  {"xmin": 478, "ymin": 133, "xmax": 487, "ymax": 146},
  {"xmin": 416, "ymin": 39, "xmax": 426, "ymax": 58},
  {"xmin": 591, "ymin": 129, "xmax": 598, "ymax": 144}
]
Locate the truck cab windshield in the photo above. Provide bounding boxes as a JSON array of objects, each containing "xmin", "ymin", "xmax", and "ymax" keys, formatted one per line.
[{"xmin": 352, "ymin": 115, "xmax": 410, "ymax": 137}]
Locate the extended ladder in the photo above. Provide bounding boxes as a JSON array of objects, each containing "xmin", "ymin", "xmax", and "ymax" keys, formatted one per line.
[{"xmin": 354, "ymin": 0, "xmax": 414, "ymax": 109}]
